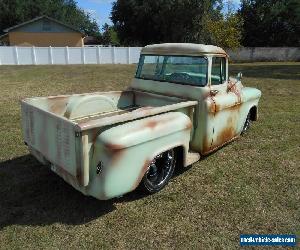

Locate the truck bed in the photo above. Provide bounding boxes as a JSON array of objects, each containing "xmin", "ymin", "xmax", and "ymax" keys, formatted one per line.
[
  {"xmin": 22, "ymin": 90, "xmax": 197, "ymax": 131},
  {"xmin": 21, "ymin": 89, "xmax": 197, "ymax": 186}
]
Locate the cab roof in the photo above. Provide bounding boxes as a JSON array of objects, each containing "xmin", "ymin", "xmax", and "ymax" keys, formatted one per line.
[{"xmin": 141, "ymin": 43, "xmax": 228, "ymax": 56}]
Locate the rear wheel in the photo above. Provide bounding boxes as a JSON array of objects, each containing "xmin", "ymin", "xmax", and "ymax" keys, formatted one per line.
[{"xmin": 140, "ymin": 149, "xmax": 176, "ymax": 194}]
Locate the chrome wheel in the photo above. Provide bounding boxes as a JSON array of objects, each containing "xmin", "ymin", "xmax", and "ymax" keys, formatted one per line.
[
  {"xmin": 242, "ymin": 112, "xmax": 251, "ymax": 134},
  {"xmin": 141, "ymin": 149, "xmax": 176, "ymax": 194}
]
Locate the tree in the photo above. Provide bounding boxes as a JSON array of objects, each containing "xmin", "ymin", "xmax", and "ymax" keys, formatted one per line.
[
  {"xmin": 239, "ymin": 0, "xmax": 300, "ymax": 46},
  {"xmin": 111, "ymin": 0, "xmax": 223, "ymax": 46},
  {"xmin": 101, "ymin": 23, "xmax": 120, "ymax": 46},
  {"xmin": 206, "ymin": 13, "xmax": 243, "ymax": 48},
  {"xmin": 205, "ymin": 1, "xmax": 244, "ymax": 49},
  {"xmin": 0, "ymin": 0, "xmax": 100, "ymax": 37}
]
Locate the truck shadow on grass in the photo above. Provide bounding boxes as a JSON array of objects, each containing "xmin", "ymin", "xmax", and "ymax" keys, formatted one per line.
[
  {"xmin": 0, "ymin": 155, "xmax": 117, "ymax": 228},
  {"xmin": 0, "ymin": 154, "xmax": 193, "ymax": 228}
]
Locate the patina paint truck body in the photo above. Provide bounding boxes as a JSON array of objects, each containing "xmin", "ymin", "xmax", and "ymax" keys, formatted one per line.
[{"xmin": 21, "ymin": 43, "xmax": 261, "ymax": 200}]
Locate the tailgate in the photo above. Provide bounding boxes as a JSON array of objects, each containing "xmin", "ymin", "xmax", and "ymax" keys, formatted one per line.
[{"xmin": 21, "ymin": 101, "xmax": 79, "ymax": 178}]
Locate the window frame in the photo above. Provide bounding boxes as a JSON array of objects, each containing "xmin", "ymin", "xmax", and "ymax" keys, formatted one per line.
[
  {"xmin": 210, "ymin": 56, "xmax": 227, "ymax": 86},
  {"xmin": 135, "ymin": 54, "xmax": 209, "ymax": 87}
]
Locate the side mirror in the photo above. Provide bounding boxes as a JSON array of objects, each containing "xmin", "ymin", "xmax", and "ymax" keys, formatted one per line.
[{"xmin": 237, "ymin": 72, "xmax": 243, "ymax": 81}]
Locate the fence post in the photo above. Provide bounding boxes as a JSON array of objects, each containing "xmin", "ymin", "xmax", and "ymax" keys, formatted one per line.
[
  {"xmin": 65, "ymin": 46, "xmax": 69, "ymax": 64},
  {"xmin": 14, "ymin": 46, "xmax": 19, "ymax": 65},
  {"xmin": 81, "ymin": 46, "xmax": 85, "ymax": 64},
  {"xmin": 97, "ymin": 46, "xmax": 101, "ymax": 64},
  {"xmin": 112, "ymin": 46, "xmax": 115, "ymax": 64},
  {"xmin": 32, "ymin": 46, "xmax": 37, "ymax": 65},
  {"xmin": 127, "ymin": 47, "xmax": 130, "ymax": 64},
  {"xmin": 49, "ymin": 46, "xmax": 53, "ymax": 64}
]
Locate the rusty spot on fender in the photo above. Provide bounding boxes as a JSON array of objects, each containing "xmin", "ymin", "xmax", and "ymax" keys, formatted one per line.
[
  {"xmin": 185, "ymin": 121, "xmax": 192, "ymax": 130},
  {"xmin": 227, "ymin": 103, "xmax": 241, "ymax": 112},
  {"xmin": 105, "ymin": 143, "xmax": 123, "ymax": 152},
  {"xmin": 215, "ymin": 102, "xmax": 241, "ymax": 113},
  {"xmin": 105, "ymin": 143, "xmax": 125, "ymax": 166},
  {"xmin": 145, "ymin": 120, "xmax": 158, "ymax": 129},
  {"xmin": 228, "ymin": 80, "xmax": 242, "ymax": 104}
]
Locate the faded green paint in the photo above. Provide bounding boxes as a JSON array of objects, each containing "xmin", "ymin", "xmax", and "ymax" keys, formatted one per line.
[{"xmin": 21, "ymin": 43, "xmax": 261, "ymax": 200}]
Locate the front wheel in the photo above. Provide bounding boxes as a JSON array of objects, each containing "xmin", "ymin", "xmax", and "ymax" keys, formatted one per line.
[
  {"xmin": 140, "ymin": 149, "xmax": 176, "ymax": 194},
  {"xmin": 241, "ymin": 112, "xmax": 251, "ymax": 134}
]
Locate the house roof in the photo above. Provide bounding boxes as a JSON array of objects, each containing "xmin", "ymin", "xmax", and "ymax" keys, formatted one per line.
[
  {"xmin": 0, "ymin": 33, "xmax": 8, "ymax": 40},
  {"xmin": 141, "ymin": 43, "xmax": 228, "ymax": 56},
  {"xmin": 3, "ymin": 16, "xmax": 85, "ymax": 36}
]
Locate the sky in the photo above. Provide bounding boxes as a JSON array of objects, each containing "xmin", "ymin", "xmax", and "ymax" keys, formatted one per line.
[
  {"xmin": 76, "ymin": 0, "xmax": 241, "ymax": 32},
  {"xmin": 77, "ymin": 0, "xmax": 114, "ymax": 30}
]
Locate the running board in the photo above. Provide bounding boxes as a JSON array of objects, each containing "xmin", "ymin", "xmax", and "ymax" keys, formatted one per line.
[{"xmin": 186, "ymin": 151, "xmax": 200, "ymax": 166}]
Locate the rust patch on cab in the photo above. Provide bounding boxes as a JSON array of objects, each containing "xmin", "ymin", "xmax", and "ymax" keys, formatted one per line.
[
  {"xmin": 202, "ymin": 133, "xmax": 211, "ymax": 153},
  {"xmin": 216, "ymin": 126, "xmax": 235, "ymax": 146}
]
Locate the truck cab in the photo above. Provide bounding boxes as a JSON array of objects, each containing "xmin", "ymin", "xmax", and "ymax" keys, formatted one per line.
[
  {"xmin": 132, "ymin": 43, "xmax": 261, "ymax": 154},
  {"xmin": 21, "ymin": 43, "xmax": 261, "ymax": 200}
]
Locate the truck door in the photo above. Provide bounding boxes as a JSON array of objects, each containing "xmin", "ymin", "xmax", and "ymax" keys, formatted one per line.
[{"xmin": 209, "ymin": 56, "xmax": 240, "ymax": 150}]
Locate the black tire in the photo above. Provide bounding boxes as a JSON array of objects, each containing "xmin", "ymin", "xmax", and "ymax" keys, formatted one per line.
[
  {"xmin": 241, "ymin": 112, "xmax": 251, "ymax": 134},
  {"xmin": 140, "ymin": 149, "xmax": 176, "ymax": 194}
]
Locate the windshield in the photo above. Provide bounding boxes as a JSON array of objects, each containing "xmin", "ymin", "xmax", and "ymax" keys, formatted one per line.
[{"xmin": 135, "ymin": 55, "xmax": 208, "ymax": 86}]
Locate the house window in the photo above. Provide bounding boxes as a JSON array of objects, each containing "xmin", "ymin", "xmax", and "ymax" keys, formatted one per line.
[{"xmin": 42, "ymin": 20, "xmax": 51, "ymax": 31}]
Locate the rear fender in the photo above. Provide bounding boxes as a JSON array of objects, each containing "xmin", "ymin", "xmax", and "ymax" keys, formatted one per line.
[{"xmin": 89, "ymin": 112, "xmax": 192, "ymax": 199}]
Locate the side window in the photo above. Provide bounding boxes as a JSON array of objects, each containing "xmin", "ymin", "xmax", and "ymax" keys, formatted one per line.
[{"xmin": 211, "ymin": 57, "xmax": 226, "ymax": 85}]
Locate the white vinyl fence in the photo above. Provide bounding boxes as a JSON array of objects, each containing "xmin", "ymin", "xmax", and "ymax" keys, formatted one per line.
[
  {"xmin": 227, "ymin": 47, "xmax": 300, "ymax": 62},
  {"xmin": 0, "ymin": 46, "xmax": 299, "ymax": 65},
  {"xmin": 0, "ymin": 46, "xmax": 142, "ymax": 65}
]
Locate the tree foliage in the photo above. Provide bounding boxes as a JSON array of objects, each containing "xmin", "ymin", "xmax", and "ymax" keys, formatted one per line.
[
  {"xmin": 0, "ymin": 0, "xmax": 100, "ymax": 37},
  {"xmin": 101, "ymin": 23, "xmax": 120, "ymax": 46},
  {"xmin": 111, "ymin": 0, "xmax": 224, "ymax": 46},
  {"xmin": 239, "ymin": 0, "xmax": 300, "ymax": 46},
  {"xmin": 206, "ymin": 13, "xmax": 243, "ymax": 48}
]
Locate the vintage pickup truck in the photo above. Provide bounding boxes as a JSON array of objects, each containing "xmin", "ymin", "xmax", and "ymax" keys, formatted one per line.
[{"xmin": 21, "ymin": 43, "xmax": 261, "ymax": 200}]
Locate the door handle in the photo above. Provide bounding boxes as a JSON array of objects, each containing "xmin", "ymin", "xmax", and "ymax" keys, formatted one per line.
[{"xmin": 210, "ymin": 90, "xmax": 219, "ymax": 96}]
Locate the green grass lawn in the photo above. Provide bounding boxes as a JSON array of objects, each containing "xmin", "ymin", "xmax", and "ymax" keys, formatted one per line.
[{"xmin": 0, "ymin": 63, "xmax": 299, "ymax": 249}]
